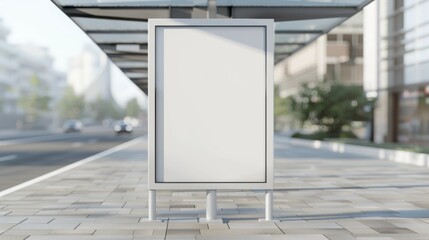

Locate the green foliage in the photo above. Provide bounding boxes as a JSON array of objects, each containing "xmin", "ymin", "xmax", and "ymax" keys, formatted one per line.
[
  {"xmin": 0, "ymin": 83, "xmax": 16, "ymax": 113},
  {"xmin": 125, "ymin": 98, "xmax": 141, "ymax": 118},
  {"xmin": 0, "ymin": 82, "xmax": 13, "ymax": 93},
  {"xmin": 287, "ymin": 82, "xmax": 376, "ymax": 137},
  {"xmin": 0, "ymin": 83, "xmax": 5, "ymax": 113},
  {"xmin": 291, "ymin": 131, "xmax": 328, "ymax": 140},
  {"xmin": 274, "ymin": 86, "xmax": 289, "ymax": 117},
  {"xmin": 291, "ymin": 131, "xmax": 357, "ymax": 140},
  {"xmin": 58, "ymin": 86, "xmax": 85, "ymax": 120},
  {"xmin": 274, "ymin": 86, "xmax": 294, "ymax": 131},
  {"xmin": 18, "ymin": 75, "xmax": 51, "ymax": 122},
  {"xmin": 58, "ymin": 87, "xmax": 124, "ymax": 122},
  {"xmin": 339, "ymin": 131, "xmax": 358, "ymax": 139},
  {"xmin": 89, "ymin": 97, "xmax": 123, "ymax": 122}
]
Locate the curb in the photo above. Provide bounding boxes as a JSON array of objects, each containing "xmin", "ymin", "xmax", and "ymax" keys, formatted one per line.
[{"xmin": 278, "ymin": 136, "xmax": 429, "ymax": 168}]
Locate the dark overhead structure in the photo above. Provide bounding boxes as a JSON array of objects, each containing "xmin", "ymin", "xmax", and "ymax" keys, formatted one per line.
[{"xmin": 51, "ymin": 0, "xmax": 373, "ymax": 94}]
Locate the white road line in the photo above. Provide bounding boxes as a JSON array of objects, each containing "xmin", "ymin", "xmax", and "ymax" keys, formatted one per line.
[
  {"xmin": 0, "ymin": 136, "xmax": 145, "ymax": 198},
  {"xmin": 0, "ymin": 155, "xmax": 17, "ymax": 162}
]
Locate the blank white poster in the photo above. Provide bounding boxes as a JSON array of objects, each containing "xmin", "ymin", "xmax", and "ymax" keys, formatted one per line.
[{"xmin": 155, "ymin": 26, "xmax": 266, "ymax": 183}]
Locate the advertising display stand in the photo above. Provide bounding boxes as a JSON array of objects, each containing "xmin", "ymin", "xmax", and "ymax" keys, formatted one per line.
[{"xmin": 148, "ymin": 19, "xmax": 274, "ymax": 222}]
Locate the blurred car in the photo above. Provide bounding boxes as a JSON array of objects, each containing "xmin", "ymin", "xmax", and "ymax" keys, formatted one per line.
[
  {"xmin": 62, "ymin": 120, "xmax": 83, "ymax": 133},
  {"xmin": 114, "ymin": 121, "xmax": 133, "ymax": 134}
]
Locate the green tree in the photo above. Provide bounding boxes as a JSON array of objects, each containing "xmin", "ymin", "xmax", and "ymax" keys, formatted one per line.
[
  {"xmin": 58, "ymin": 86, "xmax": 85, "ymax": 119},
  {"xmin": 287, "ymin": 82, "xmax": 376, "ymax": 137},
  {"xmin": 274, "ymin": 85, "xmax": 291, "ymax": 131},
  {"xmin": 18, "ymin": 75, "xmax": 50, "ymax": 122},
  {"xmin": 0, "ymin": 83, "xmax": 17, "ymax": 114},
  {"xmin": 89, "ymin": 97, "xmax": 122, "ymax": 122},
  {"xmin": 0, "ymin": 83, "xmax": 7, "ymax": 113},
  {"xmin": 274, "ymin": 86, "xmax": 288, "ymax": 117},
  {"xmin": 125, "ymin": 98, "xmax": 141, "ymax": 118}
]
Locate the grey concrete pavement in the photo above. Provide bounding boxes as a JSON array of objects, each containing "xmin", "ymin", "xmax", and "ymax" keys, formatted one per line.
[{"xmin": 0, "ymin": 136, "xmax": 429, "ymax": 239}]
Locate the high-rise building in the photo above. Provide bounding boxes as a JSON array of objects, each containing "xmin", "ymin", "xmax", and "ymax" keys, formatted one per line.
[
  {"xmin": 0, "ymin": 19, "xmax": 65, "ymax": 129},
  {"xmin": 364, "ymin": 0, "xmax": 429, "ymax": 144},
  {"xmin": 67, "ymin": 45, "xmax": 113, "ymax": 103},
  {"xmin": 0, "ymin": 19, "xmax": 18, "ymax": 114},
  {"xmin": 16, "ymin": 45, "xmax": 66, "ymax": 112}
]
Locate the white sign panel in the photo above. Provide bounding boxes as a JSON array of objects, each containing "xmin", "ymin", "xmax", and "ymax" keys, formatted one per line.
[{"xmin": 148, "ymin": 19, "xmax": 273, "ymax": 190}]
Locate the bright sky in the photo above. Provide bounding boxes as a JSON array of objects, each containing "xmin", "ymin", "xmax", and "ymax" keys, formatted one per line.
[{"xmin": 0, "ymin": 0, "xmax": 147, "ymax": 108}]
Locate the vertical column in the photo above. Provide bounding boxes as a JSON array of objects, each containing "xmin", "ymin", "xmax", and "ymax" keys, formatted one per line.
[
  {"xmin": 149, "ymin": 190, "xmax": 156, "ymax": 221},
  {"xmin": 206, "ymin": 190, "xmax": 217, "ymax": 221},
  {"xmin": 265, "ymin": 190, "xmax": 273, "ymax": 221},
  {"xmin": 207, "ymin": 0, "xmax": 217, "ymax": 19}
]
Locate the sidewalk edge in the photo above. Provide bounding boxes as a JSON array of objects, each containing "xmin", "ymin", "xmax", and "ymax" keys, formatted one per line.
[{"xmin": 278, "ymin": 136, "xmax": 429, "ymax": 168}]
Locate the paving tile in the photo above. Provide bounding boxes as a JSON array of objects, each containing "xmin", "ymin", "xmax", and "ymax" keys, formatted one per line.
[
  {"xmin": 1, "ymin": 229, "xmax": 52, "ymax": 236},
  {"xmin": 228, "ymin": 221, "xmax": 278, "ymax": 229},
  {"xmin": 0, "ymin": 224, "xmax": 19, "ymax": 234},
  {"xmin": 12, "ymin": 223, "xmax": 79, "ymax": 230},
  {"xmin": 372, "ymin": 227, "xmax": 416, "ymax": 234},
  {"xmin": 132, "ymin": 237, "xmax": 164, "ymax": 240},
  {"xmin": 200, "ymin": 228, "xmax": 282, "ymax": 235},
  {"xmin": 133, "ymin": 229, "xmax": 153, "ymax": 236},
  {"xmin": 284, "ymin": 234, "xmax": 330, "ymax": 240},
  {"xmin": 1, "ymin": 136, "xmax": 429, "ymax": 239},
  {"xmin": 197, "ymin": 235, "xmax": 283, "ymax": 240},
  {"xmin": 0, "ymin": 236, "xmax": 29, "ymax": 240},
  {"xmin": 166, "ymin": 229, "xmax": 201, "ymax": 236},
  {"xmin": 94, "ymin": 229, "xmax": 134, "ymax": 235},
  {"xmin": 21, "ymin": 217, "xmax": 54, "ymax": 224},
  {"xmin": 49, "ymin": 229, "xmax": 95, "ymax": 235},
  {"xmin": 0, "ymin": 218, "xmax": 26, "ymax": 224},
  {"xmin": 167, "ymin": 222, "xmax": 208, "ymax": 230},
  {"xmin": 207, "ymin": 223, "xmax": 229, "ymax": 230},
  {"xmin": 324, "ymin": 233, "xmax": 356, "ymax": 240},
  {"xmin": 26, "ymin": 236, "xmax": 133, "ymax": 240}
]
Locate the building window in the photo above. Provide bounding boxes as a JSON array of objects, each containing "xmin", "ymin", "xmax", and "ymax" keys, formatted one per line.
[{"xmin": 398, "ymin": 86, "xmax": 429, "ymax": 144}]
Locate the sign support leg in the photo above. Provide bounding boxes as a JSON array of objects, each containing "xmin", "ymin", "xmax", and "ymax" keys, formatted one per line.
[
  {"xmin": 265, "ymin": 190, "xmax": 273, "ymax": 221},
  {"xmin": 206, "ymin": 190, "xmax": 217, "ymax": 221},
  {"xmin": 149, "ymin": 190, "xmax": 156, "ymax": 221}
]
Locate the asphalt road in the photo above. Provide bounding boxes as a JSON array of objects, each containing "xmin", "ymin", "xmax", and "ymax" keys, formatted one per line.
[{"xmin": 0, "ymin": 127, "xmax": 146, "ymax": 191}]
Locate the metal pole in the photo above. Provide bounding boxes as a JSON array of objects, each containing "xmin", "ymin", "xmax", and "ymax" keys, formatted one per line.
[
  {"xmin": 149, "ymin": 190, "xmax": 156, "ymax": 221},
  {"xmin": 265, "ymin": 190, "xmax": 273, "ymax": 221},
  {"xmin": 206, "ymin": 190, "xmax": 217, "ymax": 220}
]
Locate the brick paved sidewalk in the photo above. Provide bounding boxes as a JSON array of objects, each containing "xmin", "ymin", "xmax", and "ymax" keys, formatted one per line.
[{"xmin": 1, "ymin": 136, "xmax": 429, "ymax": 240}]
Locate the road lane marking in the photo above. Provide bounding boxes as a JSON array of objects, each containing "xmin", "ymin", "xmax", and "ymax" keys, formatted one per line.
[
  {"xmin": 0, "ymin": 155, "xmax": 17, "ymax": 162},
  {"xmin": 0, "ymin": 136, "xmax": 145, "ymax": 198}
]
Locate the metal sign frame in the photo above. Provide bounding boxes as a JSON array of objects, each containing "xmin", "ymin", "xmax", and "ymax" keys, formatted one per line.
[{"xmin": 148, "ymin": 19, "xmax": 274, "ymax": 191}]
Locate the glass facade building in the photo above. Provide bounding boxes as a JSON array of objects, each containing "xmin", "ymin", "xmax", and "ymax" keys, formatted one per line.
[
  {"xmin": 367, "ymin": 0, "xmax": 429, "ymax": 144},
  {"xmin": 274, "ymin": 13, "xmax": 364, "ymax": 100}
]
